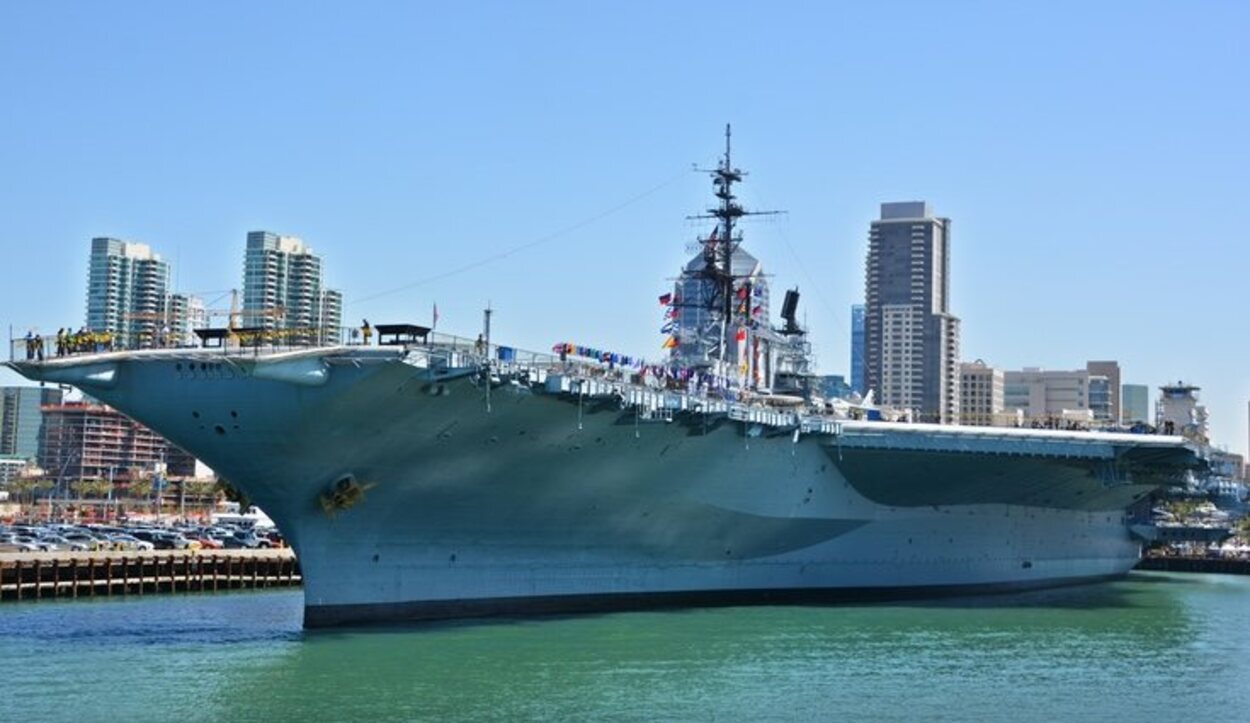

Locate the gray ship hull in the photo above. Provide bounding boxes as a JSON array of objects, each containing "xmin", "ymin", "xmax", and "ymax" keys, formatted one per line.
[{"xmin": 8, "ymin": 348, "xmax": 1198, "ymax": 627}]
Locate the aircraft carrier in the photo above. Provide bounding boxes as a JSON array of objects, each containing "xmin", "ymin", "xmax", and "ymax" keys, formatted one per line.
[{"xmin": 5, "ymin": 132, "xmax": 1203, "ymax": 627}]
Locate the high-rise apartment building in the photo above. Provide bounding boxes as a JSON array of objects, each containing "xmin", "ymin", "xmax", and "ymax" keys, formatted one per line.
[
  {"xmin": 40, "ymin": 402, "xmax": 195, "ymax": 482},
  {"xmin": 863, "ymin": 202, "xmax": 960, "ymax": 423},
  {"xmin": 320, "ymin": 289, "xmax": 343, "ymax": 345},
  {"xmin": 166, "ymin": 293, "xmax": 207, "ymax": 347},
  {"xmin": 959, "ymin": 361, "xmax": 1004, "ymax": 426},
  {"xmin": 1086, "ymin": 361, "xmax": 1121, "ymax": 422},
  {"xmin": 850, "ymin": 303, "xmax": 865, "ymax": 395},
  {"xmin": 0, "ymin": 386, "xmax": 64, "ymax": 461},
  {"xmin": 85, "ymin": 238, "xmax": 170, "ymax": 349},
  {"xmin": 242, "ymin": 231, "xmax": 340, "ymax": 346},
  {"xmin": 1121, "ymin": 384, "xmax": 1149, "ymax": 424}
]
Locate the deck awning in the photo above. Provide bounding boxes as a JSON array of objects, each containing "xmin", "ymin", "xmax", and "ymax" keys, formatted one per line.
[{"xmin": 375, "ymin": 324, "xmax": 431, "ymax": 345}]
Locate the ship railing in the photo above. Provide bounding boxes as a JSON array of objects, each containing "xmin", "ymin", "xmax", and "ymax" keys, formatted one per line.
[
  {"xmin": 7, "ymin": 326, "xmax": 357, "ymax": 362},
  {"xmin": 416, "ymin": 330, "xmax": 658, "ymax": 382}
]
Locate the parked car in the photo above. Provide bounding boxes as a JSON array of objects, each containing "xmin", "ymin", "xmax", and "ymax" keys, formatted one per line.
[
  {"xmin": 230, "ymin": 531, "xmax": 272, "ymax": 549},
  {"xmin": 128, "ymin": 530, "xmax": 176, "ymax": 550},
  {"xmin": 210, "ymin": 533, "xmax": 245, "ymax": 549},
  {"xmin": 106, "ymin": 534, "xmax": 155, "ymax": 551},
  {"xmin": 38, "ymin": 535, "xmax": 92, "ymax": 552},
  {"xmin": 13, "ymin": 535, "xmax": 59, "ymax": 551},
  {"xmin": 159, "ymin": 532, "xmax": 201, "ymax": 551},
  {"xmin": 70, "ymin": 534, "xmax": 111, "ymax": 551},
  {"xmin": 184, "ymin": 533, "xmax": 222, "ymax": 550}
]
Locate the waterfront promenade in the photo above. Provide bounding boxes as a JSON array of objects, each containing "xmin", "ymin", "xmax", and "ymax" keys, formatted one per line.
[{"xmin": 0, "ymin": 548, "xmax": 299, "ymax": 600}]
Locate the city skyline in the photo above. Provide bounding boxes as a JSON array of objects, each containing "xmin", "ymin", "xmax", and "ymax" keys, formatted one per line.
[{"xmin": 1, "ymin": 2, "xmax": 1247, "ymax": 455}]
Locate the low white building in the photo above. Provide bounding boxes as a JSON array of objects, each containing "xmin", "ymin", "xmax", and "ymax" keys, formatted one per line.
[
  {"xmin": 1003, "ymin": 368, "xmax": 1091, "ymax": 422},
  {"xmin": 0, "ymin": 455, "xmax": 30, "ymax": 487}
]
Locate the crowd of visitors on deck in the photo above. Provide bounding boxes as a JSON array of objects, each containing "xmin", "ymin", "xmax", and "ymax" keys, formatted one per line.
[{"xmin": 21, "ymin": 328, "xmax": 115, "ymax": 360}]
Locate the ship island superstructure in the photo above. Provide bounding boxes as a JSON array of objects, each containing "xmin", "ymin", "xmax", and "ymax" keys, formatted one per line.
[{"xmin": 4, "ymin": 133, "xmax": 1205, "ymax": 627}]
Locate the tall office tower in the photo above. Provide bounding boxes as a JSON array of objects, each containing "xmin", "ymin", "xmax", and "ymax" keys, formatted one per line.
[
  {"xmin": 863, "ymin": 202, "xmax": 961, "ymax": 423},
  {"xmin": 850, "ymin": 303, "xmax": 865, "ymax": 395},
  {"xmin": 1121, "ymin": 383, "xmax": 1149, "ymax": 424},
  {"xmin": 85, "ymin": 237, "xmax": 171, "ymax": 349},
  {"xmin": 0, "ymin": 386, "xmax": 65, "ymax": 461},
  {"xmin": 242, "ymin": 231, "xmax": 330, "ymax": 346},
  {"xmin": 1086, "ymin": 361, "xmax": 1121, "ymax": 422}
]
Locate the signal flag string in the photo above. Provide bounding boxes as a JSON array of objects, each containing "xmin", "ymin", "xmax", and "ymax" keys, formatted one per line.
[{"xmin": 346, "ymin": 168, "xmax": 689, "ymax": 309}]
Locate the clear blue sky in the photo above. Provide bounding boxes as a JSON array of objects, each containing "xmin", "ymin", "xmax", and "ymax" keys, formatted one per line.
[{"xmin": 2, "ymin": 2, "xmax": 1247, "ymax": 455}]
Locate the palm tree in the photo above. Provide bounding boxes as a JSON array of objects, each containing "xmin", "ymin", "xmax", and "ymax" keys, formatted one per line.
[
  {"xmin": 181, "ymin": 479, "xmax": 220, "ymax": 500},
  {"xmin": 71, "ymin": 478, "xmax": 114, "ymax": 499},
  {"xmin": 11, "ymin": 476, "xmax": 53, "ymax": 507},
  {"xmin": 126, "ymin": 476, "xmax": 154, "ymax": 500}
]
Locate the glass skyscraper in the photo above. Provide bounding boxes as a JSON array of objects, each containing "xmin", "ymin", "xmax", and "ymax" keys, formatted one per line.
[{"xmin": 0, "ymin": 386, "xmax": 64, "ymax": 462}]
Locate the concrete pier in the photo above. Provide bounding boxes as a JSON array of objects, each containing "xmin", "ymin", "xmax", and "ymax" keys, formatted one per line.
[
  {"xmin": 0, "ymin": 549, "xmax": 300, "ymax": 601},
  {"xmin": 1136, "ymin": 555, "xmax": 1250, "ymax": 575}
]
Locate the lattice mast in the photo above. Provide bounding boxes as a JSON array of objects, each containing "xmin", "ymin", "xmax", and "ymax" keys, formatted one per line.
[{"xmin": 684, "ymin": 125, "xmax": 781, "ymax": 374}]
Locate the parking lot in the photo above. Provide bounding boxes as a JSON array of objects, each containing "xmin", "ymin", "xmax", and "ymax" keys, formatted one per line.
[{"xmin": 0, "ymin": 520, "xmax": 285, "ymax": 553}]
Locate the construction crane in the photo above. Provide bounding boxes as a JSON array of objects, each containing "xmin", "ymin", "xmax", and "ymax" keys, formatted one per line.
[{"xmin": 200, "ymin": 290, "xmax": 286, "ymax": 330}]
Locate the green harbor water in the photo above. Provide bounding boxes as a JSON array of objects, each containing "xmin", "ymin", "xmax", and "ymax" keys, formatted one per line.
[{"xmin": 2, "ymin": 572, "xmax": 1249, "ymax": 722}]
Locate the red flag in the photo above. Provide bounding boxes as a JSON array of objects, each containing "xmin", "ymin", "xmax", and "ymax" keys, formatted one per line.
[
  {"xmin": 735, "ymin": 328, "xmax": 747, "ymax": 342},
  {"xmin": 658, "ymin": 293, "xmax": 673, "ymax": 306}
]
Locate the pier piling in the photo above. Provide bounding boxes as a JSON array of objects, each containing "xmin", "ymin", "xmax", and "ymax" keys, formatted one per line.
[{"xmin": 0, "ymin": 549, "xmax": 300, "ymax": 601}]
